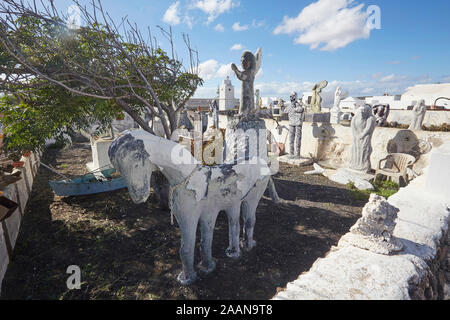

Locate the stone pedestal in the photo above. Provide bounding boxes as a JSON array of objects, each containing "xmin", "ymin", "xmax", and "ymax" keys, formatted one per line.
[
  {"xmin": 86, "ymin": 137, "xmax": 114, "ymax": 172},
  {"xmin": 278, "ymin": 155, "xmax": 314, "ymax": 167},
  {"xmin": 224, "ymin": 115, "xmax": 268, "ymax": 164}
]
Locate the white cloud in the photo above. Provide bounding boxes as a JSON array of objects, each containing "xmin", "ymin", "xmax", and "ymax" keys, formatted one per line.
[
  {"xmin": 380, "ymin": 74, "xmax": 396, "ymax": 82},
  {"xmin": 194, "ymin": 0, "xmax": 239, "ymax": 24},
  {"xmin": 251, "ymin": 19, "xmax": 265, "ymax": 28},
  {"xmin": 198, "ymin": 60, "xmax": 233, "ymax": 80},
  {"xmin": 216, "ymin": 63, "xmax": 233, "ymax": 78},
  {"xmin": 214, "ymin": 23, "xmax": 225, "ymax": 32},
  {"xmin": 195, "ymin": 73, "xmax": 443, "ymax": 101},
  {"xmin": 163, "ymin": 2, "xmax": 182, "ymax": 26},
  {"xmin": 198, "ymin": 59, "xmax": 220, "ymax": 80},
  {"xmin": 230, "ymin": 43, "xmax": 244, "ymax": 51},
  {"xmin": 232, "ymin": 22, "xmax": 249, "ymax": 31},
  {"xmin": 273, "ymin": 0, "xmax": 373, "ymax": 51}
]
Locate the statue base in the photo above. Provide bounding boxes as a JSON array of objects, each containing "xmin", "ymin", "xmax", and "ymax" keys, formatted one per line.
[
  {"xmin": 278, "ymin": 155, "xmax": 314, "ymax": 167},
  {"xmin": 224, "ymin": 114, "xmax": 268, "ymax": 164}
]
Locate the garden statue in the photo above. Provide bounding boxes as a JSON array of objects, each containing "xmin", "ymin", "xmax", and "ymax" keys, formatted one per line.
[
  {"xmin": 331, "ymin": 86, "xmax": 347, "ymax": 124},
  {"xmin": 409, "ymin": 99, "xmax": 427, "ymax": 130},
  {"xmin": 372, "ymin": 104, "xmax": 390, "ymax": 126},
  {"xmin": 283, "ymin": 92, "xmax": 305, "ymax": 158},
  {"xmin": 231, "ymin": 48, "xmax": 262, "ymax": 116},
  {"xmin": 350, "ymin": 104, "xmax": 377, "ymax": 172},
  {"xmin": 109, "ymin": 130, "xmax": 270, "ymax": 285},
  {"xmin": 209, "ymin": 99, "xmax": 219, "ymax": 128},
  {"xmin": 310, "ymin": 80, "xmax": 328, "ymax": 113}
]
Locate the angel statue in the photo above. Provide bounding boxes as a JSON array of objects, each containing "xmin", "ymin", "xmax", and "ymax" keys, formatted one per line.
[
  {"xmin": 231, "ymin": 48, "xmax": 262, "ymax": 116},
  {"xmin": 310, "ymin": 80, "xmax": 328, "ymax": 113}
]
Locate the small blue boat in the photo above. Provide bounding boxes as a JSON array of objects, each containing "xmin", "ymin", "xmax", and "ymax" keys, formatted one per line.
[{"xmin": 49, "ymin": 168, "xmax": 126, "ymax": 197}]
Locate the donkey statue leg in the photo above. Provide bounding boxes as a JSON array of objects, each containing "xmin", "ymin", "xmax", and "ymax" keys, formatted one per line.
[
  {"xmin": 198, "ymin": 212, "xmax": 219, "ymax": 274},
  {"xmin": 225, "ymin": 205, "xmax": 241, "ymax": 259},
  {"xmin": 242, "ymin": 176, "xmax": 270, "ymax": 251},
  {"xmin": 175, "ymin": 211, "xmax": 199, "ymax": 285}
]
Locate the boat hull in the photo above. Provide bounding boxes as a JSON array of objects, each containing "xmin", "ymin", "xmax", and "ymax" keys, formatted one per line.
[{"xmin": 49, "ymin": 177, "xmax": 127, "ymax": 197}]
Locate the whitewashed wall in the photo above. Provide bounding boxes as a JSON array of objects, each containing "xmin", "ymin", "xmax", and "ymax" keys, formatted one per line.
[
  {"xmin": 215, "ymin": 115, "xmax": 450, "ymax": 174},
  {"xmin": 0, "ymin": 153, "xmax": 39, "ymax": 295}
]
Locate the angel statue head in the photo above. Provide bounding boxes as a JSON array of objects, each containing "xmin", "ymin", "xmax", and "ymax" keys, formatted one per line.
[{"xmin": 241, "ymin": 51, "xmax": 256, "ymax": 70}]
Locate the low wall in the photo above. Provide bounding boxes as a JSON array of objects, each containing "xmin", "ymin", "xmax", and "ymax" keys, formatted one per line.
[
  {"xmin": 273, "ymin": 142, "xmax": 450, "ymax": 300},
  {"xmin": 214, "ymin": 114, "xmax": 450, "ymax": 174},
  {"xmin": 387, "ymin": 110, "xmax": 449, "ymax": 127},
  {"xmin": 0, "ymin": 153, "xmax": 39, "ymax": 295}
]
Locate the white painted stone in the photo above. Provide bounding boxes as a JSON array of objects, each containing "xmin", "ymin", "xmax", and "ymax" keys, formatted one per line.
[
  {"xmin": 425, "ymin": 141, "xmax": 450, "ymax": 200},
  {"xmin": 278, "ymin": 155, "xmax": 314, "ymax": 167}
]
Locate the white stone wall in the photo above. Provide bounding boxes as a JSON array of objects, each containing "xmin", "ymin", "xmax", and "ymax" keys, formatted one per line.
[
  {"xmin": 0, "ymin": 153, "xmax": 39, "ymax": 295},
  {"xmin": 387, "ymin": 110, "xmax": 449, "ymax": 127},
  {"xmin": 214, "ymin": 115, "xmax": 450, "ymax": 174},
  {"xmin": 273, "ymin": 142, "xmax": 450, "ymax": 300}
]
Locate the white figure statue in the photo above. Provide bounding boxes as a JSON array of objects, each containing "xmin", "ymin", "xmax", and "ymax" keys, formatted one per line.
[
  {"xmin": 409, "ymin": 99, "xmax": 427, "ymax": 130},
  {"xmin": 231, "ymin": 48, "xmax": 262, "ymax": 116},
  {"xmin": 350, "ymin": 105, "xmax": 377, "ymax": 172}
]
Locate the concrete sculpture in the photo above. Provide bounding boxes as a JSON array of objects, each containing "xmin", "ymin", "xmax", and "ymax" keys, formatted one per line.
[
  {"xmin": 331, "ymin": 86, "xmax": 347, "ymax": 124},
  {"xmin": 350, "ymin": 105, "xmax": 377, "ymax": 172},
  {"xmin": 310, "ymin": 80, "xmax": 328, "ymax": 113},
  {"xmin": 409, "ymin": 99, "xmax": 427, "ymax": 130},
  {"xmin": 231, "ymin": 48, "xmax": 262, "ymax": 116},
  {"xmin": 209, "ymin": 99, "xmax": 219, "ymax": 128},
  {"xmin": 283, "ymin": 92, "xmax": 304, "ymax": 158},
  {"xmin": 109, "ymin": 130, "xmax": 270, "ymax": 285},
  {"xmin": 372, "ymin": 104, "xmax": 390, "ymax": 127}
]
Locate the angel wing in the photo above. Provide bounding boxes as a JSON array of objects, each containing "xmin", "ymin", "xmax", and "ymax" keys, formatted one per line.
[
  {"xmin": 318, "ymin": 80, "xmax": 328, "ymax": 90},
  {"xmin": 254, "ymin": 48, "xmax": 262, "ymax": 73}
]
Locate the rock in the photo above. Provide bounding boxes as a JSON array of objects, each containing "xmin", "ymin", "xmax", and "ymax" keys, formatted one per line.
[{"xmin": 338, "ymin": 194, "xmax": 404, "ymax": 255}]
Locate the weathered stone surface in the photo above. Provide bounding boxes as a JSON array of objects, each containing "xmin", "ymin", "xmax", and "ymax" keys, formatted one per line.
[
  {"xmin": 310, "ymin": 80, "xmax": 328, "ymax": 113},
  {"xmin": 338, "ymin": 194, "xmax": 403, "ymax": 255},
  {"xmin": 231, "ymin": 49, "xmax": 262, "ymax": 116},
  {"xmin": 224, "ymin": 116, "xmax": 267, "ymax": 164},
  {"xmin": 278, "ymin": 155, "xmax": 314, "ymax": 167},
  {"xmin": 109, "ymin": 130, "xmax": 270, "ymax": 285},
  {"xmin": 409, "ymin": 99, "xmax": 427, "ymax": 131}
]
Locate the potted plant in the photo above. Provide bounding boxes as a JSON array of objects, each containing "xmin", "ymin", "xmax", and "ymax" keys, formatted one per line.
[
  {"xmin": 116, "ymin": 113, "xmax": 125, "ymax": 121},
  {"xmin": 7, "ymin": 151, "xmax": 24, "ymax": 168}
]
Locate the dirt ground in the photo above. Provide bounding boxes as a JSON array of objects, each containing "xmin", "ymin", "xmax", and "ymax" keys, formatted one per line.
[{"xmin": 0, "ymin": 138, "xmax": 366, "ymax": 300}]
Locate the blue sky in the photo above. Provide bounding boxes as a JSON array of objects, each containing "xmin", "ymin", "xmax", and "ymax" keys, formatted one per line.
[{"xmin": 54, "ymin": 0, "xmax": 450, "ymax": 101}]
